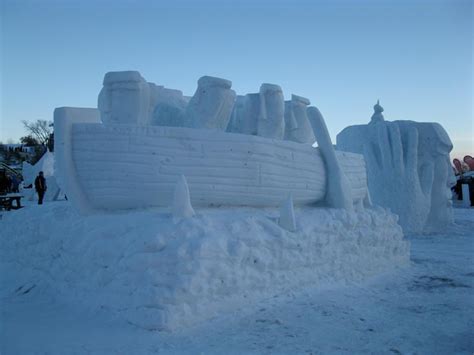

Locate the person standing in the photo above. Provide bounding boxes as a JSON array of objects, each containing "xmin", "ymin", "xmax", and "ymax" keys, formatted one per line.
[
  {"xmin": 0, "ymin": 170, "xmax": 9, "ymax": 194},
  {"xmin": 34, "ymin": 171, "xmax": 47, "ymax": 205}
]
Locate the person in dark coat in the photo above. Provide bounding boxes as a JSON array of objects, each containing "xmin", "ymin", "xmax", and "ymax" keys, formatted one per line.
[
  {"xmin": 0, "ymin": 170, "xmax": 9, "ymax": 195},
  {"xmin": 10, "ymin": 174, "xmax": 20, "ymax": 193},
  {"xmin": 34, "ymin": 171, "xmax": 47, "ymax": 205}
]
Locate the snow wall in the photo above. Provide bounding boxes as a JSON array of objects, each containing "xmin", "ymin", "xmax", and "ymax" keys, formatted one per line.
[
  {"xmin": 337, "ymin": 102, "xmax": 455, "ymax": 234},
  {"xmin": 1, "ymin": 203, "xmax": 409, "ymax": 331}
]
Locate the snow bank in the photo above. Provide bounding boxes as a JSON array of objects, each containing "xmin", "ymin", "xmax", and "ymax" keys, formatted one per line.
[{"xmin": 0, "ymin": 202, "xmax": 409, "ymax": 331}]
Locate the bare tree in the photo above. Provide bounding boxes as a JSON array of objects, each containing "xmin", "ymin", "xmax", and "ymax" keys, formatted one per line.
[{"xmin": 22, "ymin": 120, "xmax": 53, "ymax": 145}]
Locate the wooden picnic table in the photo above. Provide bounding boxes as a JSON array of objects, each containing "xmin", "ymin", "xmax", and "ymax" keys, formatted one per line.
[{"xmin": 0, "ymin": 193, "xmax": 24, "ymax": 211}]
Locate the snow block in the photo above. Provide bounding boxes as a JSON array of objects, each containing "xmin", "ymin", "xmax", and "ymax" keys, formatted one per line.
[
  {"xmin": 54, "ymin": 107, "xmax": 101, "ymax": 214},
  {"xmin": 1, "ymin": 204, "xmax": 409, "ymax": 331}
]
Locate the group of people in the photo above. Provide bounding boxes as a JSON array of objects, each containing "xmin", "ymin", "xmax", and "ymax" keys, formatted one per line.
[
  {"xmin": 0, "ymin": 169, "xmax": 48, "ymax": 205},
  {"xmin": 0, "ymin": 169, "xmax": 21, "ymax": 194}
]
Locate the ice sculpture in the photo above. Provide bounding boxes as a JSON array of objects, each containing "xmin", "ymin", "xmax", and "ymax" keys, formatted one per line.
[
  {"xmin": 184, "ymin": 76, "xmax": 236, "ymax": 130},
  {"xmin": 257, "ymin": 84, "xmax": 285, "ymax": 139},
  {"xmin": 284, "ymin": 95, "xmax": 315, "ymax": 144},
  {"xmin": 337, "ymin": 101, "xmax": 454, "ymax": 233}
]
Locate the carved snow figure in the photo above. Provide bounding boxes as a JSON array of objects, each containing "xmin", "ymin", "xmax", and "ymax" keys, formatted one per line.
[
  {"xmin": 225, "ymin": 94, "xmax": 260, "ymax": 135},
  {"xmin": 226, "ymin": 95, "xmax": 246, "ymax": 133},
  {"xmin": 184, "ymin": 76, "xmax": 236, "ymax": 130},
  {"xmin": 284, "ymin": 95, "xmax": 316, "ymax": 144},
  {"xmin": 150, "ymin": 84, "xmax": 188, "ymax": 127},
  {"xmin": 257, "ymin": 84, "xmax": 285, "ymax": 139},
  {"xmin": 397, "ymin": 121, "xmax": 455, "ymax": 233},
  {"xmin": 279, "ymin": 193, "xmax": 296, "ymax": 232},
  {"xmin": 240, "ymin": 94, "xmax": 261, "ymax": 135},
  {"xmin": 308, "ymin": 106, "xmax": 354, "ymax": 211},
  {"xmin": 371, "ymin": 100, "xmax": 385, "ymax": 123},
  {"xmin": 98, "ymin": 71, "xmax": 151, "ymax": 125},
  {"xmin": 337, "ymin": 101, "xmax": 454, "ymax": 233},
  {"xmin": 173, "ymin": 175, "xmax": 195, "ymax": 221}
]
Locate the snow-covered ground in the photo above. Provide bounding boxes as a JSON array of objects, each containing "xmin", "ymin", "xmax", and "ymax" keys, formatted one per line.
[{"xmin": 1, "ymin": 204, "xmax": 472, "ymax": 354}]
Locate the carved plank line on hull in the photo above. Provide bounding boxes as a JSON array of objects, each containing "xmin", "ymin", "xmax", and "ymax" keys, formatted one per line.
[
  {"xmin": 83, "ymin": 180, "xmax": 325, "ymax": 193},
  {"xmin": 75, "ymin": 169, "xmax": 325, "ymax": 187},
  {"xmin": 72, "ymin": 148, "xmax": 326, "ymax": 176}
]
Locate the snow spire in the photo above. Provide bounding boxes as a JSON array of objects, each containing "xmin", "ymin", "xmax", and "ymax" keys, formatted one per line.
[
  {"xmin": 370, "ymin": 100, "xmax": 385, "ymax": 123},
  {"xmin": 279, "ymin": 193, "xmax": 296, "ymax": 232},
  {"xmin": 172, "ymin": 175, "xmax": 195, "ymax": 221}
]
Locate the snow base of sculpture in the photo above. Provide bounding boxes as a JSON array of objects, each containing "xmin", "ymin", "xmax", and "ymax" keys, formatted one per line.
[{"xmin": 1, "ymin": 203, "xmax": 409, "ymax": 331}]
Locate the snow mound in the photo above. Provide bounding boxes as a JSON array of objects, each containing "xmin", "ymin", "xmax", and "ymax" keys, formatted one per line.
[{"xmin": 1, "ymin": 203, "xmax": 409, "ymax": 331}]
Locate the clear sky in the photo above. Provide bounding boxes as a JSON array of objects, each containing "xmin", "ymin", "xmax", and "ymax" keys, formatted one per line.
[{"xmin": 1, "ymin": 0, "xmax": 472, "ymax": 158}]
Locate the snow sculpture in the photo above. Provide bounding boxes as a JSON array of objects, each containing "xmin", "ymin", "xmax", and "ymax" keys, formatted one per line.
[
  {"xmin": 371, "ymin": 100, "xmax": 384, "ymax": 123},
  {"xmin": 150, "ymin": 85, "xmax": 188, "ymax": 127},
  {"xmin": 257, "ymin": 84, "xmax": 285, "ymax": 139},
  {"xmin": 54, "ymin": 107, "xmax": 101, "ymax": 214},
  {"xmin": 98, "ymin": 71, "xmax": 188, "ymax": 127},
  {"xmin": 55, "ymin": 71, "xmax": 372, "ymax": 213},
  {"xmin": 226, "ymin": 95, "xmax": 246, "ymax": 133},
  {"xmin": 46, "ymin": 72, "xmax": 412, "ymax": 331},
  {"xmin": 308, "ymin": 106, "xmax": 354, "ymax": 211},
  {"xmin": 226, "ymin": 94, "xmax": 261, "ymax": 136},
  {"xmin": 22, "ymin": 151, "xmax": 62, "ymax": 202},
  {"xmin": 98, "ymin": 71, "xmax": 151, "ymax": 125},
  {"xmin": 184, "ymin": 76, "xmax": 236, "ymax": 130},
  {"xmin": 284, "ymin": 95, "xmax": 316, "ymax": 144},
  {"xmin": 172, "ymin": 175, "xmax": 195, "ymax": 221},
  {"xmin": 279, "ymin": 193, "xmax": 296, "ymax": 231},
  {"xmin": 337, "ymin": 101, "xmax": 454, "ymax": 233}
]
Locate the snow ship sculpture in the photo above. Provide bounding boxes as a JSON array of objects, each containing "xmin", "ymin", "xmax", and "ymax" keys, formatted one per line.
[
  {"xmin": 55, "ymin": 71, "xmax": 370, "ymax": 214},
  {"xmin": 44, "ymin": 72, "xmax": 410, "ymax": 331}
]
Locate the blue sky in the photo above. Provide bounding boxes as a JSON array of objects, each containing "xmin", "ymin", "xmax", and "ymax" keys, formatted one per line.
[{"xmin": 1, "ymin": 0, "xmax": 472, "ymax": 157}]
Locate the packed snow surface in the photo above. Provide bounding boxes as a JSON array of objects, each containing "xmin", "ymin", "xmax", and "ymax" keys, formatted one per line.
[{"xmin": 1, "ymin": 205, "xmax": 472, "ymax": 354}]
